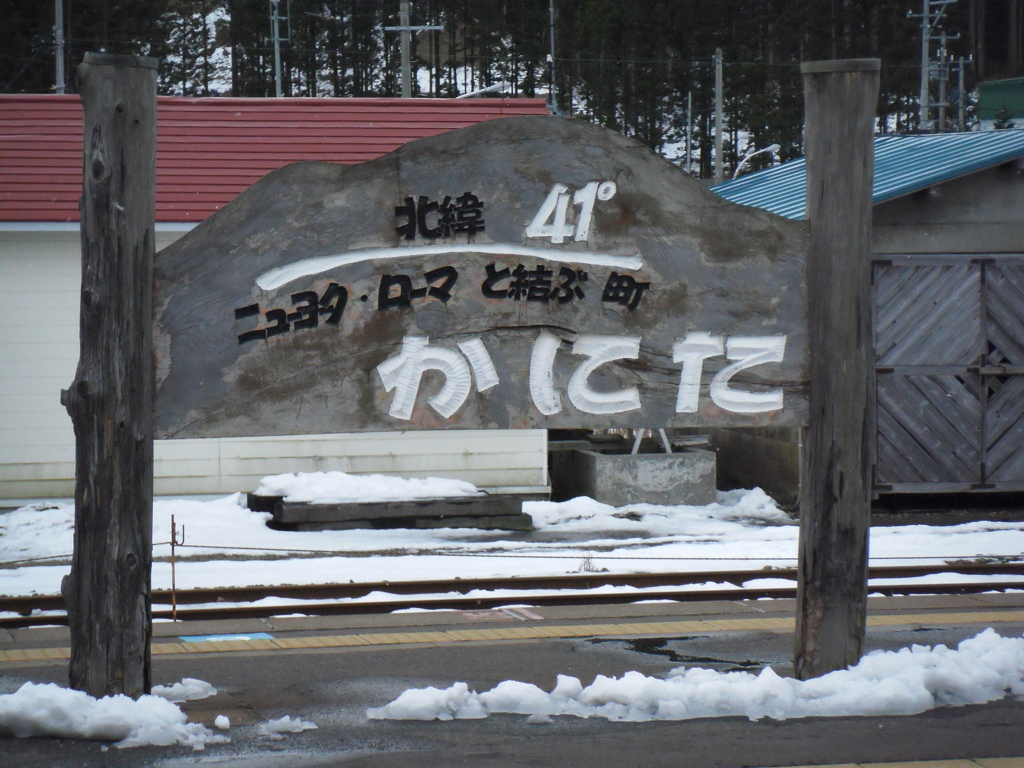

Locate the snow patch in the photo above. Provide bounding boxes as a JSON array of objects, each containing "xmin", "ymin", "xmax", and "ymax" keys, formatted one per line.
[
  {"xmin": 367, "ymin": 629, "xmax": 1024, "ymax": 722},
  {"xmin": 256, "ymin": 715, "xmax": 318, "ymax": 738},
  {"xmin": 151, "ymin": 677, "xmax": 217, "ymax": 703},
  {"xmin": 254, "ymin": 470, "xmax": 482, "ymax": 504},
  {"xmin": 0, "ymin": 682, "xmax": 228, "ymax": 750}
]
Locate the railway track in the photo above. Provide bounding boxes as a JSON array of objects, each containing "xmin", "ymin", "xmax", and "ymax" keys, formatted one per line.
[{"xmin": 2, "ymin": 561, "xmax": 1022, "ymax": 628}]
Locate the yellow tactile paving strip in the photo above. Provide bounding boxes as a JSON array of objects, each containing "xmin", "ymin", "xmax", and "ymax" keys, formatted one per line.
[
  {"xmin": 777, "ymin": 759, "xmax": 1024, "ymax": 768},
  {"xmin": 2, "ymin": 609, "xmax": 1022, "ymax": 664}
]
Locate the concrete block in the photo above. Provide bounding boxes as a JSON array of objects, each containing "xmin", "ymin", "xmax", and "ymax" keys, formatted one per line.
[{"xmin": 555, "ymin": 448, "xmax": 716, "ymax": 507}]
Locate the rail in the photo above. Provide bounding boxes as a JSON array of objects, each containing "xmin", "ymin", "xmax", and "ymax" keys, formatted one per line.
[{"xmin": 2, "ymin": 561, "xmax": 1022, "ymax": 628}]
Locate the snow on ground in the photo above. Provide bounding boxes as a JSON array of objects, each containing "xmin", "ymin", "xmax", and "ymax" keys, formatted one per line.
[
  {"xmin": 1, "ymin": 477, "xmax": 1023, "ymax": 600},
  {"xmin": 256, "ymin": 715, "xmax": 318, "ymax": 739},
  {"xmin": 5, "ymin": 633, "xmax": 1020, "ymax": 746},
  {"xmin": 368, "ymin": 628, "xmax": 1024, "ymax": 722},
  {"xmin": 0, "ymin": 676, "xmax": 319, "ymax": 749},
  {"xmin": 1, "ymin": 474, "xmax": 1023, "ymax": 747},
  {"xmin": 151, "ymin": 678, "xmax": 217, "ymax": 704},
  {"xmin": 254, "ymin": 471, "xmax": 482, "ymax": 503},
  {"xmin": 0, "ymin": 679, "xmax": 228, "ymax": 749}
]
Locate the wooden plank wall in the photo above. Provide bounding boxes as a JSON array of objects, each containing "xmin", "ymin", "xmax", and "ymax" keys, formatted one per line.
[
  {"xmin": 873, "ymin": 255, "xmax": 1024, "ymax": 492},
  {"xmin": 986, "ymin": 264, "xmax": 1024, "ymax": 484}
]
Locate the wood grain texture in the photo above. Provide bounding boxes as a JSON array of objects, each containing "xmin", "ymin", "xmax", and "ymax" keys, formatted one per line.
[
  {"xmin": 274, "ymin": 496, "xmax": 523, "ymax": 523},
  {"xmin": 871, "ymin": 257, "xmax": 1024, "ymax": 492},
  {"xmin": 795, "ymin": 59, "xmax": 879, "ymax": 680},
  {"xmin": 62, "ymin": 53, "xmax": 157, "ymax": 698}
]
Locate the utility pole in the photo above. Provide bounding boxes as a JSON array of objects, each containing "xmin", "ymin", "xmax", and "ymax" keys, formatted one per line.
[
  {"xmin": 54, "ymin": 0, "xmax": 65, "ymax": 94},
  {"xmin": 549, "ymin": 0, "xmax": 557, "ymax": 108},
  {"xmin": 957, "ymin": 56, "xmax": 966, "ymax": 131},
  {"xmin": 910, "ymin": 0, "xmax": 958, "ymax": 132},
  {"xmin": 384, "ymin": 2, "xmax": 442, "ymax": 98},
  {"xmin": 936, "ymin": 29, "xmax": 960, "ymax": 132},
  {"xmin": 917, "ymin": 0, "xmax": 930, "ymax": 130},
  {"xmin": 685, "ymin": 90, "xmax": 693, "ymax": 174},
  {"xmin": 399, "ymin": 1, "xmax": 411, "ymax": 98},
  {"xmin": 269, "ymin": 0, "xmax": 286, "ymax": 98},
  {"xmin": 714, "ymin": 48, "xmax": 723, "ymax": 184},
  {"xmin": 937, "ymin": 33, "xmax": 948, "ymax": 131}
]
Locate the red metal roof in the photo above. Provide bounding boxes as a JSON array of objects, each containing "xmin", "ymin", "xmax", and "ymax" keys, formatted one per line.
[{"xmin": 0, "ymin": 94, "xmax": 551, "ymax": 223}]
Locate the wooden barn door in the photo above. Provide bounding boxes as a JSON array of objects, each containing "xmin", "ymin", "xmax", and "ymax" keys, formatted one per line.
[
  {"xmin": 984, "ymin": 262, "xmax": 1024, "ymax": 485},
  {"xmin": 873, "ymin": 256, "xmax": 1024, "ymax": 492}
]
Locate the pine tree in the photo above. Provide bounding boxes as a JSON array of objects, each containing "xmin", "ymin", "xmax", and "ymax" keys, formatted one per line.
[
  {"xmin": 153, "ymin": 0, "xmax": 229, "ymax": 96},
  {"xmin": 2, "ymin": 0, "xmax": 981, "ymax": 176},
  {"xmin": 0, "ymin": 0, "xmax": 53, "ymax": 94}
]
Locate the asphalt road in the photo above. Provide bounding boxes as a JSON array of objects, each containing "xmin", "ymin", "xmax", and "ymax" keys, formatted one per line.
[{"xmin": 2, "ymin": 599, "xmax": 1023, "ymax": 767}]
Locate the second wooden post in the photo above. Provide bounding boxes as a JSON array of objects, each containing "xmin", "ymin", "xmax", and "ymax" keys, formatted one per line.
[
  {"xmin": 795, "ymin": 58, "xmax": 880, "ymax": 680},
  {"xmin": 62, "ymin": 52, "xmax": 158, "ymax": 698}
]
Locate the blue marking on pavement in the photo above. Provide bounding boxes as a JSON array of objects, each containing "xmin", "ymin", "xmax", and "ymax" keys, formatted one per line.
[{"xmin": 179, "ymin": 632, "xmax": 275, "ymax": 642}]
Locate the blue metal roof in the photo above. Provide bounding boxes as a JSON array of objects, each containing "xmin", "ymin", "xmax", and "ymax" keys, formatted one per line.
[{"xmin": 712, "ymin": 130, "xmax": 1024, "ymax": 220}]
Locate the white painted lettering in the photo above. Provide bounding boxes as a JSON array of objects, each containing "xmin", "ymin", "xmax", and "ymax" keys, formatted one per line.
[
  {"xmin": 457, "ymin": 337, "xmax": 499, "ymax": 392},
  {"xmin": 709, "ymin": 335, "xmax": 787, "ymax": 413},
  {"xmin": 377, "ymin": 335, "xmax": 473, "ymax": 420},
  {"xmin": 672, "ymin": 332, "xmax": 725, "ymax": 413},
  {"xmin": 525, "ymin": 181, "xmax": 618, "ymax": 245},
  {"xmin": 525, "ymin": 183, "xmax": 575, "ymax": 243},
  {"xmin": 379, "ymin": 331, "xmax": 787, "ymax": 421},
  {"xmin": 567, "ymin": 334, "xmax": 642, "ymax": 414},
  {"xmin": 529, "ymin": 330, "xmax": 563, "ymax": 415}
]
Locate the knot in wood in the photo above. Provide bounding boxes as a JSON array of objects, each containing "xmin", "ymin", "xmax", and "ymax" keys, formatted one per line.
[{"xmin": 90, "ymin": 151, "xmax": 106, "ymax": 180}]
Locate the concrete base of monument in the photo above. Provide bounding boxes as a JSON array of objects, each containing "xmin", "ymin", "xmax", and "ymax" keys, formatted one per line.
[
  {"xmin": 551, "ymin": 446, "xmax": 717, "ymax": 507},
  {"xmin": 246, "ymin": 493, "xmax": 534, "ymax": 532}
]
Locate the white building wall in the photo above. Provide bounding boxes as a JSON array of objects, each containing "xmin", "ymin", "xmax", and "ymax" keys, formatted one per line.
[{"xmin": 0, "ymin": 229, "xmax": 548, "ymax": 500}]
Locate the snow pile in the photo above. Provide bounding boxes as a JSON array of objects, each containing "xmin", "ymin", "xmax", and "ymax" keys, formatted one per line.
[
  {"xmin": 526, "ymin": 487, "xmax": 794, "ymax": 535},
  {"xmin": 151, "ymin": 678, "xmax": 217, "ymax": 703},
  {"xmin": 255, "ymin": 471, "xmax": 483, "ymax": 504},
  {"xmin": 256, "ymin": 715, "xmax": 318, "ymax": 739},
  {"xmin": 0, "ymin": 681, "xmax": 229, "ymax": 750},
  {"xmin": 368, "ymin": 629, "xmax": 1024, "ymax": 722}
]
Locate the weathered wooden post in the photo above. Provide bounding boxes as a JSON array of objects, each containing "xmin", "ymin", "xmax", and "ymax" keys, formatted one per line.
[
  {"xmin": 795, "ymin": 59, "xmax": 880, "ymax": 680},
  {"xmin": 62, "ymin": 53, "xmax": 157, "ymax": 698}
]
